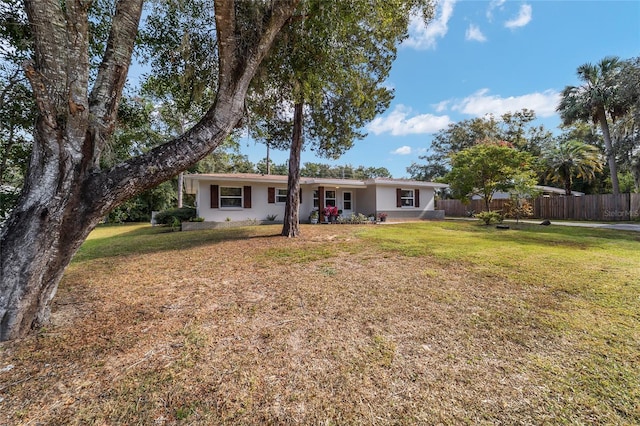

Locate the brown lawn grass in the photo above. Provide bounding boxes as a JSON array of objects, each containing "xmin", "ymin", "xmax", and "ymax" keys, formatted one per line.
[{"xmin": 1, "ymin": 221, "xmax": 638, "ymax": 425}]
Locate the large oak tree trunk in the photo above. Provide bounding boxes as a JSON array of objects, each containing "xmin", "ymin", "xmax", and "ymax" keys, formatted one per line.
[
  {"xmin": 0, "ymin": 0, "xmax": 298, "ymax": 341},
  {"xmin": 282, "ymin": 101, "xmax": 304, "ymax": 237}
]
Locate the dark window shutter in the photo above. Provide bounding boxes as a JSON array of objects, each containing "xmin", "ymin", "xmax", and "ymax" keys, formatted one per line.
[
  {"xmin": 243, "ymin": 186, "xmax": 252, "ymax": 208},
  {"xmin": 210, "ymin": 185, "xmax": 219, "ymax": 209},
  {"xmin": 268, "ymin": 187, "xmax": 275, "ymax": 203},
  {"xmin": 415, "ymin": 189, "xmax": 420, "ymax": 207},
  {"xmin": 299, "ymin": 188, "xmax": 302, "ymax": 204},
  {"xmin": 396, "ymin": 188, "xmax": 402, "ymax": 208}
]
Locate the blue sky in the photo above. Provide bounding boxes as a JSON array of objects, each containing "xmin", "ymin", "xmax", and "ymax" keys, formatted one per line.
[{"xmin": 240, "ymin": 0, "xmax": 640, "ymax": 178}]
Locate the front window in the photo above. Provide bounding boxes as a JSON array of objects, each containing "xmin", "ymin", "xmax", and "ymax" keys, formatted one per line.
[
  {"xmin": 325, "ymin": 190, "xmax": 336, "ymax": 207},
  {"xmin": 313, "ymin": 190, "xmax": 319, "ymax": 208},
  {"xmin": 220, "ymin": 186, "xmax": 242, "ymax": 207},
  {"xmin": 276, "ymin": 188, "xmax": 287, "ymax": 203},
  {"xmin": 343, "ymin": 192, "xmax": 352, "ymax": 210},
  {"xmin": 401, "ymin": 189, "xmax": 414, "ymax": 207}
]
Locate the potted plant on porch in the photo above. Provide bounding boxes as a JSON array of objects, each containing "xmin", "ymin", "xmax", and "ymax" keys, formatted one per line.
[
  {"xmin": 309, "ymin": 210, "xmax": 319, "ymax": 224},
  {"xmin": 378, "ymin": 212, "xmax": 388, "ymax": 222}
]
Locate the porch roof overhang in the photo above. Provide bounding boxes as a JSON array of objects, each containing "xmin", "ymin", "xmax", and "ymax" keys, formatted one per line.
[
  {"xmin": 184, "ymin": 173, "xmax": 289, "ymax": 194},
  {"xmin": 303, "ymin": 178, "xmax": 366, "ymax": 188},
  {"xmin": 185, "ymin": 173, "xmax": 288, "ymax": 184},
  {"xmin": 184, "ymin": 173, "xmax": 369, "ymax": 193},
  {"xmin": 365, "ymin": 178, "xmax": 449, "ymax": 189},
  {"xmin": 183, "ymin": 173, "xmax": 448, "ymax": 195}
]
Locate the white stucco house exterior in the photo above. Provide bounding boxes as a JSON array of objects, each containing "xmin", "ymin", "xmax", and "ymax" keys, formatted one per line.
[{"xmin": 184, "ymin": 173, "xmax": 448, "ymax": 223}]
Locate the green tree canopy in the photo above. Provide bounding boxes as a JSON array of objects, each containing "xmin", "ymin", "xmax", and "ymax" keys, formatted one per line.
[
  {"xmin": 612, "ymin": 56, "xmax": 640, "ymax": 191},
  {"xmin": 408, "ymin": 110, "xmax": 552, "ymax": 181},
  {"xmin": 0, "ymin": 1, "xmax": 35, "ymax": 219},
  {"xmin": 444, "ymin": 140, "xmax": 538, "ymax": 212},
  {"xmin": 1, "ymin": 0, "xmax": 299, "ymax": 341},
  {"xmin": 247, "ymin": 0, "xmax": 434, "ymax": 236},
  {"xmin": 300, "ymin": 163, "xmax": 391, "ymax": 179},
  {"xmin": 557, "ymin": 56, "xmax": 632, "ymax": 194},
  {"xmin": 543, "ymin": 139, "xmax": 604, "ymax": 196}
]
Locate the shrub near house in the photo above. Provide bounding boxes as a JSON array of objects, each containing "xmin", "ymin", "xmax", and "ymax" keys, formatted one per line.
[{"xmin": 154, "ymin": 207, "xmax": 197, "ymax": 225}]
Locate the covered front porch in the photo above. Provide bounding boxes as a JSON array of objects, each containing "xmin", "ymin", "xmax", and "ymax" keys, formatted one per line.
[{"xmin": 304, "ymin": 179, "xmax": 371, "ymax": 223}]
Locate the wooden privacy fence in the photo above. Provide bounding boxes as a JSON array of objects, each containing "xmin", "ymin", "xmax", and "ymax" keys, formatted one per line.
[
  {"xmin": 437, "ymin": 193, "xmax": 640, "ymax": 221},
  {"xmin": 436, "ymin": 199, "xmax": 509, "ymax": 217}
]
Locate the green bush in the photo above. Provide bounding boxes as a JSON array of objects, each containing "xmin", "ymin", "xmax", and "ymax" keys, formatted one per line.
[
  {"xmin": 475, "ymin": 211, "xmax": 503, "ymax": 225},
  {"xmin": 154, "ymin": 207, "xmax": 197, "ymax": 225},
  {"xmin": 108, "ymin": 201, "xmax": 151, "ymax": 223}
]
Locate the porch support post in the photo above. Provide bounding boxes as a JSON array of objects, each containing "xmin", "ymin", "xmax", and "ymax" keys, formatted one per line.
[{"xmin": 318, "ymin": 186, "xmax": 325, "ymax": 220}]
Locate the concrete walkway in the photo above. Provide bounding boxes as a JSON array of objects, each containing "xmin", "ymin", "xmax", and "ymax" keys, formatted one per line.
[
  {"xmin": 444, "ymin": 217, "xmax": 640, "ymax": 232},
  {"xmin": 503, "ymin": 219, "xmax": 640, "ymax": 232}
]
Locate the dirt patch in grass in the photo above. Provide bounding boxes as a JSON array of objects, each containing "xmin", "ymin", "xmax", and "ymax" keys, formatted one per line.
[{"xmin": 1, "ymin": 224, "xmax": 637, "ymax": 424}]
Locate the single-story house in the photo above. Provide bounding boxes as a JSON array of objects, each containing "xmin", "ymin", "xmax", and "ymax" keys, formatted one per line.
[
  {"xmin": 471, "ymin": 185, "xmax": 585, "ymax": 201},
  {"xmin": 184, "ymin": 173, "xmax": 448, "ymax": 223},
  {"xmin": 535, "ymin": 185, "xmax": 584, "ymax": 197}
]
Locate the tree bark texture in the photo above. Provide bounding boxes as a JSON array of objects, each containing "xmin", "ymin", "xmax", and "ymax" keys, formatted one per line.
[
  {"xmin": 282, "ymin": 102, "xmax": 304, "ymax": 238},
  {"xmin": 0, "ymin": 0, "xmax": 298, "ymax": 341},
  {"xmin": 597, "ymin": 108, "xmax": 620, "ymax": 194}
]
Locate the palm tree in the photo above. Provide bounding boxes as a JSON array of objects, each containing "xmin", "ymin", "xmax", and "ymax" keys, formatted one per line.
[
  {"xmin": 544, "ymin": 140, "xmax": 604, "ymax": 195},
  {"xmin": 557, "ymin": 56, "xmax": 628, "ymax": 194}
]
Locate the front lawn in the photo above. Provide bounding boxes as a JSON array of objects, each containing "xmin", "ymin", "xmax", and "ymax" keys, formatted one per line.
[{"xmin": 1, "ymin": 221, "xmax": 638, "ymax": 424}]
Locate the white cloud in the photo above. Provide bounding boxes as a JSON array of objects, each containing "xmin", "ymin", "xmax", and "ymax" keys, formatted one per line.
[
  {"xmin": 486, "ymin": 0, "xmax": 507, "ymax": 21},
  {"xmin": 433, "ymin": 100, "xmax": 450, "ymax": 113},
  {"xmin": 367, "ymin": 105, "xmax": 452, "ymax": 136},
  {"xmin": 392, "ymin": 146, "xmax": 413, "ymax": 155},
  {"xmin": 505, "ymin": 4, "xmax": 532, "ymax": 29},
  {"xmin": 465, "ymin": 24, "xmax": 487, "ymax": 42},
  {"xmin": 404, "ymin": 0, "xmax": 457, "ymax": 50},
  {"xmin": 449, "ymin": 88, "xmax": 560, "ymax": 118}
]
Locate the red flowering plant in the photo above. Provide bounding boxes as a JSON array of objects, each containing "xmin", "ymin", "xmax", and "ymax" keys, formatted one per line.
[{"xmin": 322, "ymin": 205, "xmax": 339, "ymax": 221}]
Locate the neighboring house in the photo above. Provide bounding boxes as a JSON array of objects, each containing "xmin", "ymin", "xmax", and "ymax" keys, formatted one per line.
[
  {"xmin": 471, "ymin": 185, "xmax": 585, "ymax": 201},
  {"xmin": 535, "ymin": 185, "xmax": 585, "ymax": 197},
  {"xmin": 184, "ymin": 173, "xmax": 448, "ymax": 223}
]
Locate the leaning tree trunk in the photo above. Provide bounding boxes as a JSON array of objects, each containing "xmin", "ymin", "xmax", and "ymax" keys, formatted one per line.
[
  {"xmin": 0, "ymin": 89, "xmax": 252, "ymax": 340},
  {"xmin": 0, "ymin": 0, "xmax": 298, "ymax": 341},
  {"xmin": 1, "ymin": 186, "xmax": 110, "ymax": 340},
  {"xmin": 597, "ymin": 109, "xmax": 620, "ymax": 194},
  {"xmin": 282, "ymin": 101, "xmax": 304, "ymax": 237},
  {"xmin": 0, "ymin": 0, "xmax": 143, "ymax": 341}
]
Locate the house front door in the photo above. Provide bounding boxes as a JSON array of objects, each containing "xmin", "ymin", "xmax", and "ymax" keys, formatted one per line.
[{"xmin": 342, "ymin": 191, "xmax": 353, "ymax": 216}]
